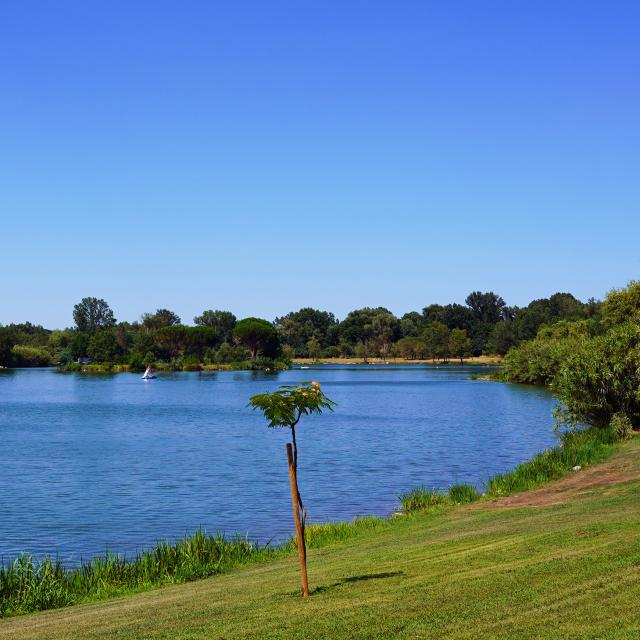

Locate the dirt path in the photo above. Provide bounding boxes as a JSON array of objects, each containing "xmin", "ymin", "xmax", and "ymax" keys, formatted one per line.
[{"xmin": 485, "ymin": 437, "xmax": 640, "ymax": 509}]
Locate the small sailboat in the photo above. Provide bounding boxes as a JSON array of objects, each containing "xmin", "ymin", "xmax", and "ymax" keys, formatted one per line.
[{"xmin": 142, "ymin": 365, "xmax": 157, "ymax": 380}]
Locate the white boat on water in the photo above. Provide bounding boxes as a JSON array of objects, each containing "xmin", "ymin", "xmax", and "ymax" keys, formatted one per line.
[{"xmin": 142, "ymin": 366, "xmax": 157, "ymax": 380}]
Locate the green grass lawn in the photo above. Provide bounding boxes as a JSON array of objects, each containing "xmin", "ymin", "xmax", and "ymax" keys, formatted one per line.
[{"xmin": 2, "ymin": 439, "xmax": 640, "ymax": 640}]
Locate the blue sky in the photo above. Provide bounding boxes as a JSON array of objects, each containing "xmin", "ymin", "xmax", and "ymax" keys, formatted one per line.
[{"xmin": 1, "ymin": 1, "xmax": 638, "ymax": 327}]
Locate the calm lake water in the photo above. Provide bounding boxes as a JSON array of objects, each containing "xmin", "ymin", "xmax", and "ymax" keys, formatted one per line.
[{"xmin": 0, "ymin": 366, "xmax": 557, "ymax": 563}]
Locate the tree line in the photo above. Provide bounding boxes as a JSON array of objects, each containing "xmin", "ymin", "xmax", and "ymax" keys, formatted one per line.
[{"xmin": 0, "ymin": 290, "xmax": 598, "ymax": 369}]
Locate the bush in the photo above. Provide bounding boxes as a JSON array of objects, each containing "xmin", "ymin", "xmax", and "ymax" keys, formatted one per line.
[
  {"xmin": 502, "ymin": 337, "xmax": 571, "ymax": 385},
  {"xmin": 553, "ymin": 322, "xmax": 640, "ymax": 429},
  {"xmin": 610, "ymin": 413, "xmax": 633, "ymax": 440},
  {"xmin": 128, "ymin": 353, "xmax": 145, "ymax": 370},
  {"xmin": 11, "ymin": 345, "xmax": 52, "ymax": 367},
  {"xmin": 448, "ymin": 483, "xmax": 481, "ymax": 504},
  {"xmin": 183, "ymin": 356, "xmax": 202, "ymax": 371}
]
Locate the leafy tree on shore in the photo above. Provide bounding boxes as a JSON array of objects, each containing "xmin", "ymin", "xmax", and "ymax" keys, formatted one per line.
[
  {"xmin": 449, "ymin": 328, "xmax": 471, "ymax": 363},
  {"xmin": 275, "ymin": 308, "xmax": 338, "ymax": 357},
  {"xmin": 306, "ymin": 336, "xmax": 322, "ymax": 361},
  {"xmin": 422, "ymin": 321, "xmax": 450, "ymax": 361},
  {"xmin": 193, "ymin": 310, "xmax": 237, "ymax": 342},
  {"xmin": 394, "ymin": 336, "xmax": 426, "ymax": 360},
  {"xmin": 339, "ymin": 308, "xmax": 399, "ymax": 357},
  {"xmin": 234, "ymin": 318, "xmax": 280, "ymax": 359},
  {"xmin": 73, "ymin": 298, "xmax": 116, "ymax": 333},
  {"xmin": 87, "ymin": 330, "xmax": 120, "ymax": 363},
  {"xmin": 155, "ymin": 325, "xmax": 189, "ymax": 359}
]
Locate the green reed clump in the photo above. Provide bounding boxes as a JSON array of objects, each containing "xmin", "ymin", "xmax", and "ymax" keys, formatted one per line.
[
  {"xmin": 486, "ymin": 427, "xmax": 620, "ymax": 497},
  {"xmin": 400, "ymin": 487, "xmax": 450, "ymax": 514},
  {"xmin": 448, "ymin": 483, "xmax": 481, "ymax": 504},
  {"xmin": 0, "ymin": 530, "xmax": 276, "ymax": 618}
]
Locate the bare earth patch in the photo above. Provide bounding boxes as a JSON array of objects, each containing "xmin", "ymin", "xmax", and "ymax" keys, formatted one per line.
[{"xmin": 484, "ymin": 437, "xmax": 640, "ymax": 509}]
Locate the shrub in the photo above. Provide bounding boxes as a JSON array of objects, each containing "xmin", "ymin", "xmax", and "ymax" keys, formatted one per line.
[
  {"xmin": 183, "ymin": 356, "xmax": 202, "ymax": 371},
  {"xmin": 11, "ymin": 345, "xmax": 52, "ymax": 367},
  {"xmin": 553, "ymin": 322, "xmax": 640, "ymax": 429},
  {"xmin": 610, "ymin": 412, "xmax": 633, "ymax": 440},
  {"xmin": 502, "ymin": 337, "xmax": 571, "ymax": 385}
]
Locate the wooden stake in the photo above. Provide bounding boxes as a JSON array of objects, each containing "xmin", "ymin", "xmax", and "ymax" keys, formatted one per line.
[{"xmin": 286, "ymin": 442, "xmax": 310, "ymax": 597}]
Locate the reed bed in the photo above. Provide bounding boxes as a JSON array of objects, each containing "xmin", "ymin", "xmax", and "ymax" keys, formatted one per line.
[{"xmin": 0, "ymin": 530, "xmax": 276, "ymax": 617}]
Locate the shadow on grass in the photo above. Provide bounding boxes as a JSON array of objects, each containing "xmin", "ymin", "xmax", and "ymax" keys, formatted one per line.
[{"xmin": 312, "ymin": 571, "xmax": 404, "ymax": 594}]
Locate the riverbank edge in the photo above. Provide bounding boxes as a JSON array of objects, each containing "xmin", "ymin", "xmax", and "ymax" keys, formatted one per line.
[
  {"xmin": 50, "ymin": 356, "xmax": 503, "ymax": 374},
  {"xmin": 0, "ymin": 425, "xmax": 623, "ymax": 619}
]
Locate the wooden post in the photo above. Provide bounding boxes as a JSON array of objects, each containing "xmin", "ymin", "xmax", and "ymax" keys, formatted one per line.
[{"xmin": 286, "ymin": 442, "xmax": 310, "ymax": 597}]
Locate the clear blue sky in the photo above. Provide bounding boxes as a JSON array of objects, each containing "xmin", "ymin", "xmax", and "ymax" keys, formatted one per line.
[{"xmin": 1, "ymin": 1, "xmax": 638, "ymax": 328}]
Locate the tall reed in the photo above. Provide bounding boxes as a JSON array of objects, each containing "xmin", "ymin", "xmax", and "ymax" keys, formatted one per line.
[{"xmin": 0, "ymin": 530, "xmax": 276, "ymax": 618}]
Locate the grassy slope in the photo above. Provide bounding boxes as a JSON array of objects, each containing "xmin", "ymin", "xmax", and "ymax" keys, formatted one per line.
[{"xmin": 2, "ymin": 441, "xmax": 639, "ymax": 640}]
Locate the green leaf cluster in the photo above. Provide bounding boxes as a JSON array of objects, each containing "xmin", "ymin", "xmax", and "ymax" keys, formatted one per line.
[{"xmin": 248, "ymin": 383, "xmax": 336, "ymax": 429}]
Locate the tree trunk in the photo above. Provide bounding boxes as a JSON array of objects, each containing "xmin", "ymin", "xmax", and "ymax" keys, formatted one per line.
[{"xmin": 286, "ymin": 443, "xmax": 309, "ymax": 597}]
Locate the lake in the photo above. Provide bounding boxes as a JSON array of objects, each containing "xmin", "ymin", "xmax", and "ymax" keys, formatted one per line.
[{"xmin": 0, "ymin": 365, "xmax": 557, "ymax": 564}]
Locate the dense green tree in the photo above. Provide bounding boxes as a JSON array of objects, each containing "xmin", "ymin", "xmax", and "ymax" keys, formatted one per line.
[
  {"xmin": 465, "ymin": 291, "xmax": 507, "ymax": 324},
  {"xmin": 422, "ymin": 321, "xmax": 450, "ymax": 361},
  {"xmin": 132, "ymin": 329, "xmax": 157, "ymax": 358},
  {"xmin": 275, "ymin": 308, "xmax": 338, "ymax": 356},
  {"xmin": 394, "ymin": 336, "xmax": 426, "ymax": 359},
  {"xmin": 486, "ymin": 321, "xmax": 518, "ymax": 355},
  {"xmin": 141, "ymin": 309, "xmax": 181, "ymax": 329},
  {"xmin": 306, "ymin": 336, "xmax": 322, "ymax": 361},
  {"xmin": 370, "ymin": 311, "xmax": 401, "ymax": 356},
  {"xmin": 73, "ymin": 298, "xmax": 116, "ymax": 333},
  {"xmin": 69, "ymin": 331, "xmax": 90, "ymax": 359},
  {"xmin": 399, "ymin": 312, "xmax": 424, "ymax": 338},
  {"xmin": 193, "ymin": 310, "xmax": 237, "ymax": 342},
  {"xmin": 601, "ymin": 281, "xmax": 640, "ymax": 326},
  {"xmin": 212, "ymin": 341, "xmax": 250, "ymax": 364},
  {"xmin": 184, "ymin": 326, "xmax": 219, "ymax": 358},
  {"xmin": 87, "ymin": 330, "xmax": 120, "ymax": 362},
  {"xmin": 155, "ymin": 325, "xmax": 189, "ymax": 359},
  {"xmin": 338, "ymin": 308, "xmax": 399, "ymax": 356},
  {"xmin": 234, "ymin": 318, "xmax": 280, "ymax": 359},
  {"xmin": 449, "ymin": 328, "xmax": 471, "ymax": 363},
  {"xmin": 0, "ymin": 327, "xmax": 15, "ymax": 367},
  {"xmin": 112, "ymin": 322, "xmax": 135, "ymax": 353}
]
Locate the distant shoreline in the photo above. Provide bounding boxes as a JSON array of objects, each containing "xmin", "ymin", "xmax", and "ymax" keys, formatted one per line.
[{"xmin": 291, "ymin": 356, "xmax": 503, "ymax": 366}]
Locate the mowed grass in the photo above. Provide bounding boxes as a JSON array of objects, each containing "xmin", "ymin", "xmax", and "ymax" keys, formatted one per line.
[{"xmin": 2, "ymin": 439, "xmax": 639, "ymax": 640}]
